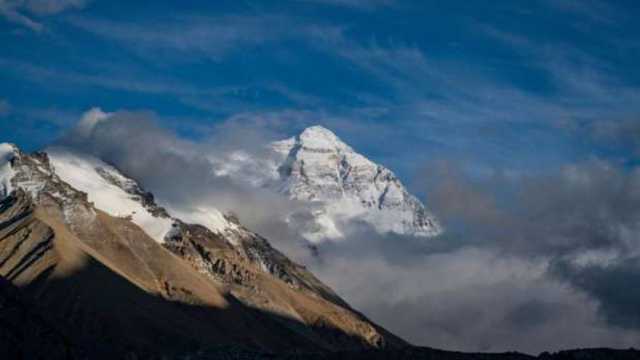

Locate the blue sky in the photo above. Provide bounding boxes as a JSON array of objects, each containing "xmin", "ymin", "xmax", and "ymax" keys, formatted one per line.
[{"xmin": 1, "ymin": 0, "xmax": 640, "ymax": 187}]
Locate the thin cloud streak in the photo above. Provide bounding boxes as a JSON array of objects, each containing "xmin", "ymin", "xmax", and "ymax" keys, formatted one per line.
[
  {"xmin": 0, "ymin": 99, "xmax": 11, "ymax": 117},
  {"xmin": 299, "ymin": 0, "xmax": 394, "ymax": 10},
  {"xmin": 0, "ymin": 0, "xmax": 87, "ymax": 31},
  {"xmin": 67, "ymin": 14, "xmax": 345, "ymax": 61}
]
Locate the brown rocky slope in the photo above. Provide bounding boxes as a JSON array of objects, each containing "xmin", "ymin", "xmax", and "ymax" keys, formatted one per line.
[{"xmin": 0, "ymin": 146, "xmax": 404, "ymax": 357}]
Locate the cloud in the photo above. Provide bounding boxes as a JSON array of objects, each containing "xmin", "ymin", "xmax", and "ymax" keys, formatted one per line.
[
  {"xmin": 67, "ymin": 14, "xmax": 344, "ymax": 62},
  {"xmin": 428, "ymin": 160, "xmax": 640, "ymax": 257},
  {"xmin": 420, "ymin": 157, "xmax": 640, "ymax": 328},
  {"xmin": 68, "ymin": 15, "xmax": 274, "ymax": 60},
  {"xmin": 0, "ymin": 58, "xmax": 202, "ymax": 95},
  {"xmin": 302, "ymin": 155, "xmax": 640, "ymax": 353},
  {"xmin": 0, "ymin": 1, "xmax": 42, "ymax": 31},
  {"xmin": 0, "ymin": 0, "xmax": 87, "ymax": 31},
  {"xmin": 552, "ymin": 257, "xmax": 640, "ymax": 330},
  {"xmin": 0, "ymin": 99, "xmax": 11, "ymax": 117},
  {"xmin": 21, "ymin": 0, "xmax": 86, "ymax": 15},
  {"xmin": 543, "ymin": 0, "xmax": 617, "ymax": 25},
  {"xmin": 300, "ymin": 0, "xmax": 394, "ymax": 10},
  {"xmin": 481, "ymin": 24, "xmax": 640, "ymax": 112},
  {"xmin": 311, "ymin": 243, "xmax": 637, "ymax": 353},
  {"xmin": 0, "ymin": 57, "xmax": 333, "ymax": 119},
  {"xmin": 589, "ymin": 116, "xmax": 640, "ymax": 156}
]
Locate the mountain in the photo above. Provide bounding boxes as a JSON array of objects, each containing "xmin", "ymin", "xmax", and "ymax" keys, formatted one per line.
[
  {"xmin": 1, "ymin": 142, "xmax": 636, "ymax": 359},
  {"xmin": 212, "ymin": 125, "xmax": 442, "ymax": 243},
  {"xmin": 0, "ymin": 143, "xmax": 404, "ymax": 357}
]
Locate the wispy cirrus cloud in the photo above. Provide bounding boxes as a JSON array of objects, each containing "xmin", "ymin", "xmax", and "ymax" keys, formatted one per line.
[
  {"xmin": 0, "ymin": 57, "xmax": 327, "ymax": 117},
  {"xmin": 67, "ymin": 14, "xmax": 345, "ymax": 61},
  {"xmin": 0, "ymin": 99, "xmax": 11, "ymax": 117},
  {"xmin": 299, "ymin": 0, "xmax": 394, "ymax": 10},
  {"xmin": 0, "ymin": 0, "xmax": 87, "ymax": 31},
  {"xmin": 478, "ymin": 23, "xmax": 640, "ymax": 148},
  {"xmin": 0, "ymin": 58, "xmax": 198, "ymax": 95},
  {"xmin": 481, "ymin": 23, "xmax": 637, "ymax": 100},
  {"xmin": 543, "ymin": 0, "xmax": 618, "ymax": 25}
]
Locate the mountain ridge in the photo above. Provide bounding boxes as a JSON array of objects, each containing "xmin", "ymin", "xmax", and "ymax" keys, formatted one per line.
[{"xmin": 0, "ymin": 142, "xmax": 406, "ymax": 356}]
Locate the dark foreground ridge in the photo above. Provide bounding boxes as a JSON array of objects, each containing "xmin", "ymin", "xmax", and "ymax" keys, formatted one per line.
[
  {"xmin": 269, "ymin": 348, "xmax": 640, "ymax": 360},
  {"xmin": 0, "ymin": 275, "xmax": 637, "ymax": 359}
]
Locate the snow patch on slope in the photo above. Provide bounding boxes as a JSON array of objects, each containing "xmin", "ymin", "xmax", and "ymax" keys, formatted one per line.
[
  {"xmin": 47, "ymin": 148, "xmax": 175, "ymax": 243},
  {"xmin": 47, "ymin": 146, "xmax": 240, "ymax": 244},
  {"xmin": 169, "ymin": 205, "xmax": 241, "ymax": 243},
  {"xmin": 296, "ymin": 125, "xmax": 350, "ymax": 152}
]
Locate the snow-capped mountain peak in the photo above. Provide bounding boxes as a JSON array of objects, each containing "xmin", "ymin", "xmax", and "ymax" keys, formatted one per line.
[
  {"xmin": 208, "ymin": 125, "xmax": 442, "ymax": 243},
  {"xmin": 297, "ymin": 125, "xmax": 351, "ymax": 151},
  {"xmin": 268, "ymin": 126, "xmax": 442, "ymax": 241}
]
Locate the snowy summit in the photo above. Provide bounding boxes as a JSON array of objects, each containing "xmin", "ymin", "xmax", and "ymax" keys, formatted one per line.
[
  {"xmin": 212, "ymin": 125, "xmax": 442, "ymax": 243},
  {"xmin": 271, "ymin": 125, "xmax": 442, "ymax": 242}
]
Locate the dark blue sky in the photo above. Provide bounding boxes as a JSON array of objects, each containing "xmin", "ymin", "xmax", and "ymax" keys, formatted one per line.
[{"xmin": 1, "ymin": 0, "xmax": 639, "ymax": 186}]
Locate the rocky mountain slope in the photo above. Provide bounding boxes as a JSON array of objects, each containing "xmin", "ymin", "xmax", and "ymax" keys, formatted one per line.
[
  {"xmin": 0, "ymin": 143, "xmax": 404, "ymax": 357},
  {"xmin": 212, "ymin": 125, "xmax": 442, "ymax": 243}
]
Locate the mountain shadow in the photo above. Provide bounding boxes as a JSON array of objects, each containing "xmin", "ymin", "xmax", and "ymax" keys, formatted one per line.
[{"xmin": 0, "ymin": 257, "xmax": 372, "ymax": 359}]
